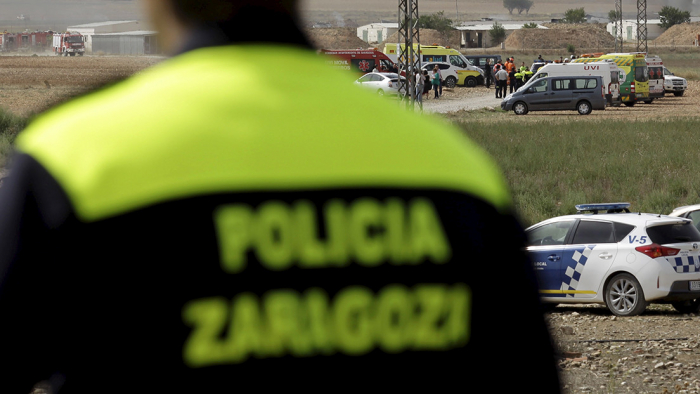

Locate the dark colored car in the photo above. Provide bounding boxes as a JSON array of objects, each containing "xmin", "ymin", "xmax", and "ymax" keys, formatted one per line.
[
  {"xmin": 501, "ymin": 75, "xmax": 606, "ymax": 115},
  {"xmin": 464, "ymin": 54, "xmax": 502, "ymax": 69}
]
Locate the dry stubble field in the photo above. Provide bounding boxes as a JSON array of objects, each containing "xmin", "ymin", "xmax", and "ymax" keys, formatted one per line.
[
  {"xmin": 0, "ymin": 55, "xmax": 163, "ymax": 117},
  {"xmin": 5, "ymin": 54, "xmax": 700, "ymax": 394}
]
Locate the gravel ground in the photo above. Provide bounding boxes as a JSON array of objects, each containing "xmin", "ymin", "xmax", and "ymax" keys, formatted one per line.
[
  {"xmin": 548, "ymin": 304, "xmax": 700, "ymax": 394},
  {"xmin": 420, "ymin": 84, "xmax": 501, "ymax": 113},
  {"xmin": 3, "ymin": 55, "xmax": 700, "ymax": 394}
]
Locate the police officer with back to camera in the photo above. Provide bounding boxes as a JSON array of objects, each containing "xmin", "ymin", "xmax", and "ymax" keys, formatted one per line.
[{"xmin": 0, "ymin": 0, "xmax": 561, "ymax": 392}]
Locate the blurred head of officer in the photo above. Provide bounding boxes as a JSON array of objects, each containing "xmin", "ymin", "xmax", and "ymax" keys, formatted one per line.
[{"xmin": 142, "ymin": 0, "xmax": 305, "ymax": 54}]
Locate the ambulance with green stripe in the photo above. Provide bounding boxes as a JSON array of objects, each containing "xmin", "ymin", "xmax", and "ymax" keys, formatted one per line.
[
  {"xmin": 383, "ymin": 43, "xmax": 484, "ymax": 87},
  {"xmin": 573, "ymin": 52, "xmax": 649, "ymax": 106}
]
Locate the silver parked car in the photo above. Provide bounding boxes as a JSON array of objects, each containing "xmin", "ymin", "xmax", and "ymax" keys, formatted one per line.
[
  {"xmin": 501, "ymin": 75, "xmax": 606, "ymax": 115},
  {"xmin": 354, "ymin": 72, "xmax": 401, "ymax": 96},
  {"xmin": 669, "ymin": 205, "xmax": 700, "ymax": 232}
]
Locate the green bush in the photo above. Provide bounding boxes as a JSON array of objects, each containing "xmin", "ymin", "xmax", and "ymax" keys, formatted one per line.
[
  {"xmin": 0, "ymin": 108, "xmax": 28, "ymax": 168},
  {"xmin": 563, "ymin": 8, "xmax": 586, "ymax": 24}
]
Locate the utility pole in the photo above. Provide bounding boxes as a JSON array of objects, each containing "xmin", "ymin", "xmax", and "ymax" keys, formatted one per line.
[
  {"xmin": 636, "ymin": 0, "xmax": 648, "ymax": 53},
  {"xmin": 614, "ymin": 0, "xmax": 623, "ymax": 52},
  {"xmin": 397, "ymin": 0, "xmax": 421, "ymax": 110}
]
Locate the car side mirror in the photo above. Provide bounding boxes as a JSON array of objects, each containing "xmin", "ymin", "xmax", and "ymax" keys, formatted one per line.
[{"xmin": 526, "ymin": 87, "xmax": 534, "ymax": 94}]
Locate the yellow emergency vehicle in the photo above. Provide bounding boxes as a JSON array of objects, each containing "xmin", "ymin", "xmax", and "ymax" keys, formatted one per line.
[
  {"xmin": 573, "ymin": 52, "xmax": 649, "ymax": 106},
  {"xmin": 383, "ymin": 43, "xmax": 484, "ymax": 87}
]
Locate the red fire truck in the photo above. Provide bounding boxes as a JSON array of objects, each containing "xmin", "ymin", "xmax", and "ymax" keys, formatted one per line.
[{"xmin": 53, "ymin": 32, "xmax": 85, "ymax": 56}]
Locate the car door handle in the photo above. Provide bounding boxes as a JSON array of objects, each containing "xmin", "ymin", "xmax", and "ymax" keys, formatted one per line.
[
  {"xmin": 599, "ymin": 252, "xmax": 614, "ymax": 260},
  {"xmin": 547, "ymin": 254, "xmax": 560, "ymax": 262}
]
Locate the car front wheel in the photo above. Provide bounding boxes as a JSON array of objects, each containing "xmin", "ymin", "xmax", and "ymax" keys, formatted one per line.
[
  {"xmin": 605, "ymin": 273, "xmax": 647, "ymax": 316},
  {"xmin": 577, "ymin": 100, "xmax": 592, "ymax": 115},
  {"xmin": 674, "ymin": 91, "xmax": 684, "ymax": 97},
  {"xmin": 513, "ymin": 101, "xmax": 528, "ymax": 115},
  {"xmin": 672, "ymin": 299, "xmax": 700, "ymax": 314}
]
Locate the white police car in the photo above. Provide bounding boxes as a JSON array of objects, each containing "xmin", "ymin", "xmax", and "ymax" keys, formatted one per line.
[{"xmin": 526, "ymin": 203, "xmax": 700, "ymax": 316}]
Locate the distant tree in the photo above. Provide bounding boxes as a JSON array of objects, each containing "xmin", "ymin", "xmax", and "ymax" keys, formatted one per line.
[
  {"xmin": 563, "ymin": 8, "xmax": 586, "ymax": 24},
  {"xmin": 489, "ymin": 22, "xmax": 506, "ymax": 45},
  {"xmin": 517, "ymin": 0, "xmax": 534, "ymax": 15},
  {"xmin": 503, "ymin": 0, "xmax": 517, "ymax": 15},
  {"xmin": 567, "ymin": 43, "xmax": 576, "ymax": 55},
  {"xmin": 417, "ymin": 11, "xmax": 453, "ymax": 34},
  {"xmin": 608, "ymin": 9, "xmax": 621, "ymax": 24},
  {"xmin": 522, "ymin": 22, "xmax": 539, "ymax": 29},
  {"xmin": 658, "ymin": 6, "xmax": 690, "ymax": 30},
  {"xmin": 504, "ymin": 0, "xmax": 534, "ymax": 15}
]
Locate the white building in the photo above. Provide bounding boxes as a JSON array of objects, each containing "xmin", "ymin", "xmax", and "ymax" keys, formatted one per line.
[
  {"xmin": 606, "ymin": 17, "xmax": 700, "ymax": 42},
  {"xmin": 455, "ymin": 21, "xmax": 549, "ymax": 48},
  {"xmin": 67, "ymin": 20, "xmax": 152, "ymax": 53},
  {"xmin": 357, "ymin": 23, "xmax": 398, "ymax": 44},
  {"xmin": 606, "ymin": 19, "xmax": 665, "ymax": 41}
]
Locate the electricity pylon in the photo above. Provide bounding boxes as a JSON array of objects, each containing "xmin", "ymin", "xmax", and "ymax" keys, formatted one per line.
[
  {"xmin": 397, "ymin": 0, "xmax": 421, "ymax": 110},
  {"xmin": 614, "ymin": 0, "xmax": 623, "ymax": 52},
  {"xmin": 636, "ymin": 0, "xmax": 648, "ymax": 53}
]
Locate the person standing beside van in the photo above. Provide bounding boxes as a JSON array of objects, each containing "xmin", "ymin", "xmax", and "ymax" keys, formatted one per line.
[
  {"xmin": 484, "ymin": 59, "xmax": 493, "ymax": 89},
  {"xmin": 495, "ymin": 65, "xmax": 508, "ymax": 99},
  {"xmin": 422, "ymin": 69, "xmax": 431, "ymax": 99},
  {"xmin": 432, "ymin": 65, "xmax": 441, "ymax": 99},
  {"xmin": 415, "ymin": 69, "xmax": 424, "ymax": 103}
]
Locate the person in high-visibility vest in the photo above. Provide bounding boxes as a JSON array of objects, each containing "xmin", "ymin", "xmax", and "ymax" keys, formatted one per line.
[{"xmin": 0, "ymin": 1, "xmax": 561, "ymax": 393}]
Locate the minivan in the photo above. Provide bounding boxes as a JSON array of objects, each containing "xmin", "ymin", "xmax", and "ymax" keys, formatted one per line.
[
  {"xmin": 527, "ymin": 62, "xmax": 621, "ymax": 106},
  {"xmin": 501, "ymin": 76, "xmax": 606, "ymax": 115}
]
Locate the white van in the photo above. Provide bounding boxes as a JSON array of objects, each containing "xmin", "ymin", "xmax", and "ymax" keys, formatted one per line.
[
  {"xmin": 645, "ymin": 56, "xmax": 665, "ymax": 102},
  {"xmin": 527, "ymin": 62, "xmax": 621, "ymax": 106}
]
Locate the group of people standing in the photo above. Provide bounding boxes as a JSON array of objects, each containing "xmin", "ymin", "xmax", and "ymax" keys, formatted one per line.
[
  {"xmin": 484, "ymin": 57, "xmax": 533, "ymax": 99},
  {"xmin": 414, "ymin": 65, "xmax": 443, "ymax": 102}
]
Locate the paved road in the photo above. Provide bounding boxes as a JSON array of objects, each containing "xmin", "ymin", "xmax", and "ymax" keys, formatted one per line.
[{"xmin": 421, "ymin": 87, "xmax": 506, "ymax": 114}]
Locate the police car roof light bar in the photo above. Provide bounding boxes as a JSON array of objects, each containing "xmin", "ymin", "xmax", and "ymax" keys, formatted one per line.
[{"xmin": 575, "ymin": 202, "xmax": 631, "ymax": 214}]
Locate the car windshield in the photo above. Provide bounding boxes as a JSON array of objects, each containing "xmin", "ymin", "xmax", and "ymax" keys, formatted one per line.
[
  {"xmin": 647, "ymin": 222, "xmax": 700, "ymax": 244},
  {"xmin": 66, "ymin": 37, "xmax": 82, "ymax": 43},
  {"xmin": 527, "ymin": 220, "xmax": 575, "ymax": 246},
  {"xmin": 450, "ymin": 56, "xmax": 467, "ymax": 68}
]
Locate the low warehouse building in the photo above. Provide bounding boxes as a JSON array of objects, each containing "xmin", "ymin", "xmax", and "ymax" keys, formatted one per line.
[
  {"xmin": 92, "ymin": 31, "xmax": 161, "ymax": 55},
  {"xmin": 68, "ymin": 21, "xmax": 150, "ymax": 53}
]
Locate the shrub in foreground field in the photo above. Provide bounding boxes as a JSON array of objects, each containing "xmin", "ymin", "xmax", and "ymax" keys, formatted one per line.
[
  {"xmin": 0, "ymin": 108, "xmax": 28, "ymax": 169},
  {"xmin": 457, "ymin": 118, "xmax": 700, "ymax": 226}
]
